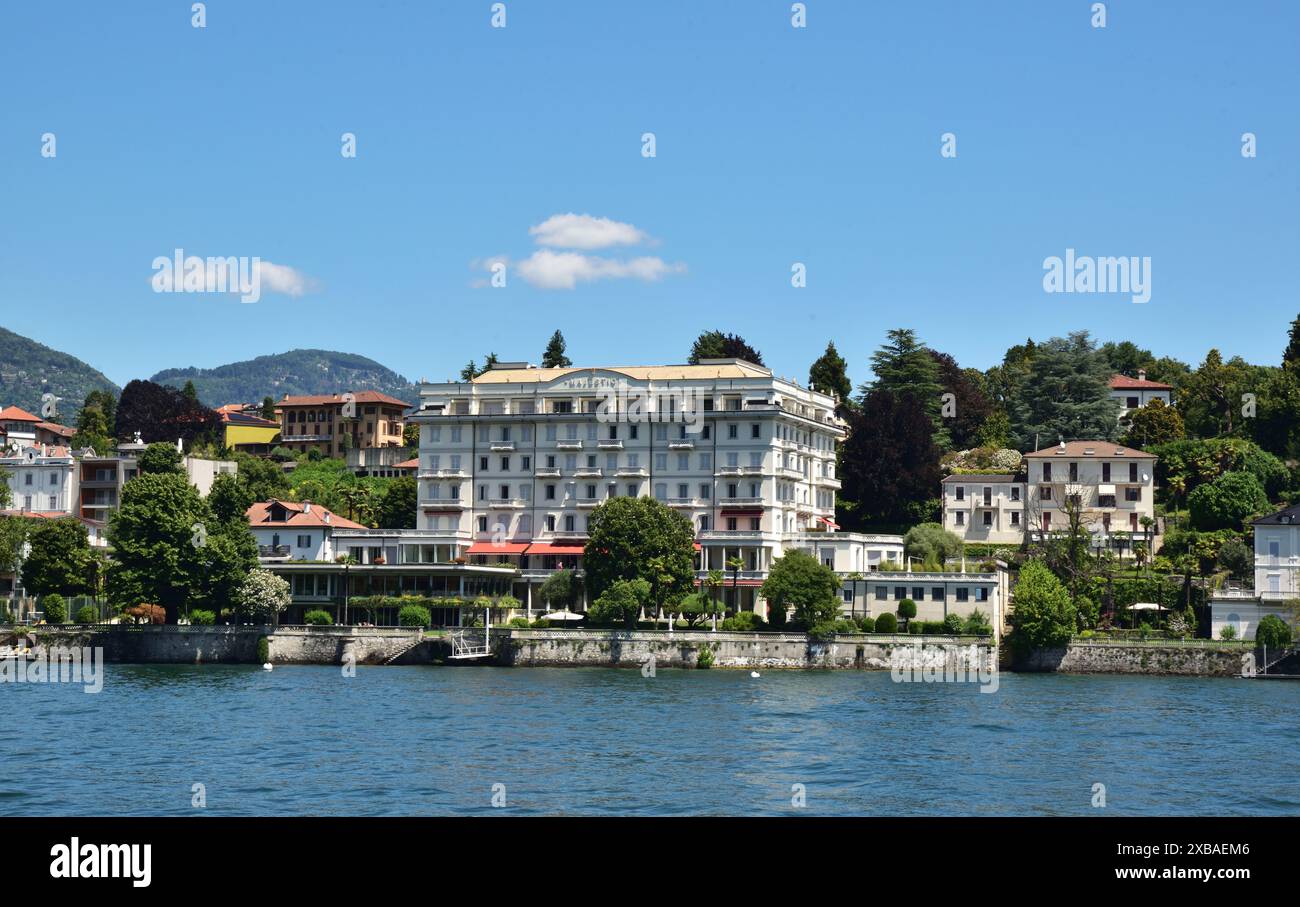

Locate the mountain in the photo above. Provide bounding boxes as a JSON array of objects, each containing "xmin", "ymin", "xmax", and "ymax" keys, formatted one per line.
[
  {"xmin": 0, "ymin": 327, "xmax": 119, "ymax": 420},
  {"xmin": 150, "ymin": 349, "xmax": 418, "ymax": 407}
]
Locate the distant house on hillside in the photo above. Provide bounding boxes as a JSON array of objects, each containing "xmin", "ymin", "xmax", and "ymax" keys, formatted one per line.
[
  {"xmin": 1108, "ymin": 371, "xmax": 1173, "ymax": 422},
  {"xmin": 216, "ymin": 404, "xmax": 281, "ymax": 454},
  {"xmin": 275, "ymin": 391, "xmax": 410, "ymax": 458}
]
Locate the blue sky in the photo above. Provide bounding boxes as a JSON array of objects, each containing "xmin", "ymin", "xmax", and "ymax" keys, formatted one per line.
[{"xmin": 1, "ymin": 1, "xmax": 1296, "ymax": 393}]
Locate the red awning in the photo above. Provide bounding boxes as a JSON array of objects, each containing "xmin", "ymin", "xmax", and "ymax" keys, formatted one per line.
[
  {"xmin": 693, "ymin": 542, "xmax": 702, "ymax": 551},
  {"xmin": 526, "ymin": 543, "xmax": 586, "ymax": 556},
  {"xmin": 466, "ymin": 541, "xmax": 530, "ymax": 555},
  {"xmin": 819, "ymin": 517, "xmax": 840, "ymax": 529}
]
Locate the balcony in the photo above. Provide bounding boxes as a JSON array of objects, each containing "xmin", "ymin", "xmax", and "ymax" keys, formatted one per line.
[
  {"xmin": 486, "ymin": 498, "xmax": 528, "ymax": 509},
  {"xmin": 816, "ymin": 475, "xmax": 842, "ymax": 489},
  {"xmin": 535, "ymin": 467, "xmax": 561, "ymax": 478},
  {"xmin": 597, "ymin": 439, "xmax": 623, "ymax": 450},
  {"xmin": 698, "ymin": 530, "xmax": 766, "ymax": 541},
  {"xmin": 574, "ymin": 467, "xmax": 602, "ymax": 478},
  {"xmin": 777, "ymin": 466, "xmax": 805, "ymax": 479},
  {"xmin": 556, "ymin": 440, "xmax": 583, "ymax": 450},
  {"xmin": 665, "ymin": 497, "xmax": 705, "ymax": 508},
  {"xmin": 576, "ymin": 498, "xmax": 602, "ymax": 509},
  {"xmin": 259, "ymin": 544, "xmax": 291, "ymax": 558},
  {"xmin": 490, "ymin": 441, "xmax": 516, "ymax": 452},
  {"xmin": 668, "ymin": 440, "xmax": 695, "ymax": 450},
  {"xmin": 720, "ymin": 497, "xmax": 764, "ymax": 506},
  {"xmin": 419, "ymin": 468, "xmax": 468, "ymax": 479},
  {"xmin": 421, "ymin": 499, "xmax": 467, "ymax": 510},
  {"xmin": 615, "ymin": 466, "xmax": 648, "ymax": 477}
]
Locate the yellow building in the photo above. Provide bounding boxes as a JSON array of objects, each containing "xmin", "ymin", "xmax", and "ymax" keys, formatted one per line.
[{"xmin": 218, "ymin": 407, "xmax": 281, "ymax": 452}]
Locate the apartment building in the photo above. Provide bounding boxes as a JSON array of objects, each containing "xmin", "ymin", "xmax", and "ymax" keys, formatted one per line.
[
  {"xmin": 1024, "ymin": 441, "xmax": 1158, "ymax": 551},
  {"xmin": 216, "ymin": 405, "xmax": 281, "ymax": 453},
  {"xmin": 941, "ymin": 474, "xmax": 1025, "ymax": 545},
  {"xmin": 1210, "ymin": 503, "xmax": 1300, "ymax": 640},
  {"xmin": 1109, "ymin": 371, "xmax": 1173, "ymax": 421},
  {"xmin": 410, "ymin": 359, "xmax": 860, "ymax": 615},
  {"xmin": 0, "ymin": 444, "xmax": 76, "ymax": 516},
  {"xmin": 841, "ymin": 569, "xmax": 1006, "ymax": 632},
  {"xmin": 275, "ymin": 392, "xmax": 410, "ymax": 458}
]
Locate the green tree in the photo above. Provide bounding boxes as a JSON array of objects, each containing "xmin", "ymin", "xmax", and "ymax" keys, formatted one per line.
[
  {"xmin": 542, "ymin": 330, "xmax": 573, "ymax": 368},
  {"xmin": 1009, "ymin": 560, "xmax": 1076, "ymax": 652},
  {"xmin": 376, "ymin": 476, "xmax": 417, "ymax": 529},
  {"xmin": 1188, "ymin": 471, "xmax": 1270, "ymax": 531},
  {"xmin": 1215, "ymin": 537, "xmax": 1252, "ymax": 580},
  {"xmin": 261, "ymin": 396, "xmax": 276, "ymax": 420},
  {"xmin": 687, "ymin": 330, "xmax": 764, "ymax": 366},
  {"xmin": 42, "ymin": 593, "xmax": 67, "ymax": 624},
  {"xmin": 539, "ymin": 569, "xmax": 580, "ymax": 612},
  {"xmin": 903, "ymin": 522, "xmax": 964, "ymax": 566},
  {"xmin": 208, "ymin": 472, "xmax": 254, "ymax": 524},
  {"xmin": 231, "ymin": 453, "xmax": 290, "ymax": 502},
  {"xmin": 897, "ymin": 597, "xmax": 917, "ymax": 629},
  {"xmin": 0, "ymin": 515, "xmax": 28, "ymax": 576},
  {"xmin": 588, "ymin": 578, "xmax": 650, "ymax": 628},
  {"xmin": 137, "ymin": 442, "xmax": 185, "ymax": 476},
  {"xmin": 839, "ymin": 389, "xmax": 941, "ymax": 527},
  {"xmin": 760, "ymin": 549, "xmax": 842, "ymax": 629},
  {"xmin": 584, "ymin": 497, "xmax": 696, "ymax": 615},
  {"xmin": 239, "ymin": 569, "xmax": 291, "ymax": 626},
  {"xmin": 106, "ymin": 472, "xmax": 211, "ymax": 624},
  {"xmin": 1255, "ymin": 614, "xmax": 1292, "ymax": 651},
  {"xmin": 808, "ymin": 341, "xmax": 851, "ymax": 403},
  {"xmin": 1123, "ymin": 397, "xmax": 1184, "ymax": 449},
  {"xmin": 1008, "ymin": 331, "xmax": 1117, "ymax": 450},
  {"xmin": 21, "ymin": 518, "xmax": 93, "ymax": 597},
  {"xmin": 1178, "ymin": 349, "xmax": 1249, "ymax": 437},
  {"xmin": 862, "ymin": 328, "xmax": 947, "ymax": 448}
]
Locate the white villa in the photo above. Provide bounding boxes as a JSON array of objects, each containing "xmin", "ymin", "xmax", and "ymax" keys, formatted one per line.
[
  {"xmin": 1109, "ymin": 371, "xmax": 1173, "ymax": 422},
  {"xmin": 1210, "ymin": 503, "xmax": 1300, "ymax": 641}
]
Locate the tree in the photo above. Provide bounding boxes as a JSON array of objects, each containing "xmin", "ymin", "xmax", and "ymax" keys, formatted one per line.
[
  {"xmin": 261, "ymin": 396, "xmax": 276, "ymax": 421},
  {"xmin": 239, "ymin": 569, "xmax": 291, "ymax": 626},
  {"xmin": 903, "ymin": 523, "xmax": 964, "ymax": 566},
  {"xmin": 897, "ymin": 598, "xmax": 917, "ymax": 629},
  {"xmin": 137, "ymin": 441, "xmax": 185, "ymax": 476},
  {"xmin": 1284, "ymin": 313, "xmax": 1300, "ymax": 372},
  {"xmin": 0, "ymin": 516, "xmax": 28, "ymax": 576},
  {"xmin": 687, "ymin": 330, "xmax": 764, "ymax": 366},
  {"xmin": 1188, "ymin": 471, "xmax": 1269, "ymax": 531},
  {"xmin": 42, "ymin": 593, "xmax": 67, "ymax": 624},
  {"xmin": 115, "ymin": 379, "xmax": 219, "ymax": 446},
  {"xmin": 0, "ymin": 471, "xmax": 9, "ymax": 511},
  {"xmin": 759, "ymin": 549, "xmax": 841, "ymax": 629},
  {"xmin": 376, "ymin": 476, "xmax": 417, "ymax": 529},
  {"xmin": 542, "ymin": 330, "xmax": 573, "ymax": 368},
  {"xmin": 106, "ymin": 472, "xmax": 211, "ymax": 624},
  {"xmin": 208, "ymin": 473, "xmax": 254, "ymax": 524},
  {"xmin": 1009, "ymin": 559, "xmax": 1076, "ymax": 652},
  {"xmin": 1008, "ymin": 331, "xmax": 1118, "ymax": 450},
  {"xmin": 584, "ymin": 497, "xmax": 696, "ymax": 615},
  {"xmin": 839, "ymin": 389, "xmax": 941, "ymax": 527},
  {"xmin": 929, "ymin": 349, "xmax": 994, "ymax": 451},
  {"xmin": 588, "ymin": 578, "xmax": 650, "ymax": 629},
  {"xmin": 21, "ymin": 518, "xmax": 93, "ymax": 597},
  {"xmin": 1216, "ymin": 537, "xmax": 1252, "ymax": 580},
  {"xmin": 231, "ymin": 453, "xmax": 290, "ymax": 502},
  {"xmin": 182, "ymin": 380, "xmax": 200, "ymax": 403},
  {"xmin": 539, "ymin": 569, "xmax": 580, "ymax": 612},
  {"xmin": 808, "ymin": 341, "xmax": 851, "ymax": 403},
  {"xmin": 73, "ymin": 390, "xmax": 116, "ymax": 452},
  {"xmin": 403, "ymin": 422, "xmax": 420, "ymax": 449},
  {"xmin": 1256, "ymin": 614, "xmax": 1292, "ymax": 651},
  {"xmin": 1178, "ymin": 349, "xmax": 1249, "ymax": 438},
  {"xmin": 1123, "ymin": 397, "xmax": 1184, "ymax": 448},
  {"xmin": 862, "ymin": 329, "xmax": 947, "ymax": 447}
]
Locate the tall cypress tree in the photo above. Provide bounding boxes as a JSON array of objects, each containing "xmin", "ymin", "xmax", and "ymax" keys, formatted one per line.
[
  {"xmin": 542, "ymin": 330, "xmax": 573, "ymax": 368},
  {"xmin": 808, "ymin": 341, "xmax": 851, "ymax": 403}
]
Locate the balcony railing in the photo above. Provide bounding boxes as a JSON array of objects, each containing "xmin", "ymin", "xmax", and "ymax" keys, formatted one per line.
[
  {"xmin": 535, "ymin": 467, "xmax": 561, "ymax": 477},
  {"xmin": 597, "ymin": 439, "xmax": 623, "ymax": 449},
  {"xmin": 259, "ymin": 545, "xmax": 291, "ymax": 557},
  {"xmin": 420, "ymin": 499, "xmax": 466, "ymax": 509},
  {"xmin": 486, "ymin": 498, "xmax": 527, "ymax": 509},
  {"xmin": 615, "ymin": 466, "xmax": 647, "ymax": 477},
  {"xmin": 556, "ymin": 440, "xmax": 583, "ymax": 450},
  {"xmin": 490, "ymin": 441, "xmax": 515, "ymax": 452}
]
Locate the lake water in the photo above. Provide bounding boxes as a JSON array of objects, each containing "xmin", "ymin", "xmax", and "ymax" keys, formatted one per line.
[{"xmin": 5, "ymin": 665, "xmax": 1298, "ymax": 816}]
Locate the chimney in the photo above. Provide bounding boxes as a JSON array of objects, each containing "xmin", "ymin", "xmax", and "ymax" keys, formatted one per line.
[
  {"xmin": 302, "ymin": 501, "xmax": 311, "ymax": 514},
  {"xmin": 1137, "ymin": 368, "xmax": 1147, "ymax": 381}
]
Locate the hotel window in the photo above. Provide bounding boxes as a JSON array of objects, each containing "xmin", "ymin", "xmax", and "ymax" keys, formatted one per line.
[
  {"xmin": 677, "ymin": 454, "xmax": 689, "ymax": 469},
  {"xmin": 699, "ymin": 484, "xmax": 712, "ymax": 499},
  {"xmin": 564, "ymin": 515, "xmax": 575, "ymax": 532},
  {"xmin": 626, "ymin": 484, "xmax": 638, "ymax": 496},
  {"xmin": 629, "ymin": 424, "xmax": 638, "ymax": 439},
  {"xmin": 586, "ymin": 454, "xmax": 597, "ymax": 467},
  {"xmin": 608, "ymin": 425, "xmax": 618, "ymax": 440},
  {"xmin": 751, "ymin": 424, "xmax": 760, "ymax": 438},
  {"xmin": 546, "ymin": 515, "xmax": 556, "ymax": 532},
  {"xmin": 655, "ymin": 424, "xmax": 668, "ymax": 441},
  {"xmin": 500, "ymin": 457, "xmax": 509, "ymax": 471},
  {"xmin": 521, "ymin": 456, "xmax": 530, "ymax": 470},
  {"xmin": 520, "ymin": 485, "xmax": 530, "ymax": 501},
  {"xmin": 546, "ymin": 455, "xmax": 556, "ymax": 468},
  {"xmin": 727, "ymin": 518, "xmax": 738, "ymax": 531},
  {"xmin": 449, "ymin": 484, "xmax": 461, "ymax": 499},
  {"xmin": 750, "ymin": 482, "xmax": 760, "ymax": 497},
  {"xmin": 955, "ymin": 486, "xmax": 964, "ymax": 501},
  {"xmin": 655, "ymin": 483, "xmax": 667, "ymax": 500},
  {"xmin": 478, "ymin": 485, "xmax": 487, "ymax": 500},
  {"xmin": 450, "ymin": 455, "xmax": 461, "ymax": 470},
  {"xmin": 699, "ymin": 453, "xmax": 712, "ymax": 469},
  {"xmin": 545, "ymin": 484, "xmax": 556, "ymax": 500},
  {"xmin": 677, "ymin": 483, "xmax": 689, "ymax": 498},
  {"xmin": 477, "ymin": 516, "xmax": 488, "ymax": 532},
  {"xmin": 451, "ymin": 427, "xmax": 462, "ymax": 442},
  {"xmin": 478, "ymin": 426, "xmax": 490, "ymax": 442},
  {"xmin": 605, "ymin": 454, "xmax": 618, "ymax": 470},
  {"xmin": 874, "ymin": 586, "xmax": 887, "ymax": 600},
  {"xmin": 1069, "ymin": 462, "xmax": 1078, "ymax": 482},
  {"xmin": 1102, "ymin": 463, "xmax": 1111, "ymax": 482},
  {"xmin": 701, "ymin": 425, "xmax": 711, "ymax": 440},
  {"xmin": 566, "ymin": 454, "xmax": 578, "ymax": 470},
  {"xmin": 1129, "ymin": 463, "xmax": 1138, "ymax": 482},
  {"xmin": 982, "ymin": 512, "xmax": 992, "ymax": 526},
  {"xmin": 931, "ymin": 587, "xmax": 945, "ymax": 601},
  {"xmin": 627, "ymin": 453, "xmax": 639, "ymax": 468},
  {"xmin": 955, "ymin": 512, "xmax": 965, "ymax": 526},
  {"xmin": 500, "ymin": 426, "xmax": 511, "ymax": 441},
  {"xmin": 655, "ymin": 453, "xmax": 668, "ymax": 470},
  {"xmin": 587, "ymin": 424, "xmax": 598, "ymax": 441},
  {"xmin": 749, "ymin": 452, "xmax": 762, "ymax": 467},
  {"xmin": 586, "ymin": 484, "xmax": 597, "ymax": 499},
  {"xmin": 699, "ymin": 516, "xmax": 711, "ymax": 531},
  {"xmin": 1042, "ymin": 463, "xmax": 1052, "ymax": 481},
  {"xmin": 727, "ymin": 483, "xmax": 738, "ymax": 498},
  {"xmin": 565, "ymin": 424, "xmax": 578, "ymax": 440},
  {"xmin": 956, "ymin": 588, "xmax": 970, "ymax": 602},
  {"xmin": 480, "ymin": 456, "xmax": 489, "ymax": 471},
  {"xmin": 521, "ymin": 425, "xmax": 533, "ymax": 441},
  {"xmin": 545, "ymin": 425, "xmax": 557, "ymax": 441},
  {"xmin": 430, "ymin": 427, "xmax": 441, "ymax": 442},
  {"xmin": 749, "ymin": 518, "xmax": 760, "ymax": 530},
  {"xmin": 728, "ymin": 424, "xmax": 738, "ymax": 439},
  {"xmin": 552, "ymin": 400, "xmax": 572, "ymax": 414},
  {"xmin": 499, "ymin": 484, "xmax": 510, "ymax": 499}
]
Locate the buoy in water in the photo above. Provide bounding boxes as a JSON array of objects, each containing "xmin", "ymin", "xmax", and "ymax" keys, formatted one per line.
[
  {"xmin": 750, "ymin": 671, "xmax": 760, "ymax": 678},
  {"xmin": 262, "ymin": 663, "xmax": 273, "ymax": 671}
]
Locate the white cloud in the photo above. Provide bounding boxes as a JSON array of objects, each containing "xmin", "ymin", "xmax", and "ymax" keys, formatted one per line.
[
  {"xmin": 256, "ymin": 260, "xmax": 315, "ymax": 297},
  {"xmin": 529, "ymin": 213, "xmax": 649, "ymax": 250},
  {"xmin": 515, "ymin": 249, "xmax": 686, "ymax": 290}
]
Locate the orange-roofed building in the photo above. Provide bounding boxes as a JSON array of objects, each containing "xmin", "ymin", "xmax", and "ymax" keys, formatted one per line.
[
  {"xmin": 247, "ymin": 499, "xmax": 366, "ymax": 562},
  {"xmin": 1108, "ymin": 370, "xmax": 1173, "ymax": 420},
  {"xmin": 275, "ymin": 391, "xmax": 411, "ymax": 458}
]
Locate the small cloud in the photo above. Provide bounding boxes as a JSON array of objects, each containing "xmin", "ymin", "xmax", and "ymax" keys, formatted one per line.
[
  {"xmin": 529, "ymin": 213, "xmax": 649, "ymax": 250},
  {"xmin": 256, "ymin": 261, "xmax": 317, "ymax": 297},
  {"xmin": 515, "ymin": 250, "xmax": 686, "ymax": 290}
]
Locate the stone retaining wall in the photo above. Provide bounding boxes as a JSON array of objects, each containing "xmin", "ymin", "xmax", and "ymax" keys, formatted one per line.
[{"xmin": 1016, "ymin": 641, "xmax": 1248, "ymax": 676}]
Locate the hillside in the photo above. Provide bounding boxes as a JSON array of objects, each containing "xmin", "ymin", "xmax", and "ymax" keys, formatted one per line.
[
  {"xmin": 151, "ymin": 349, "xmax": 418, "ymax": 407},
  {"xmin": 0, "ymin": 327, "xmax": 120, "ymax": 419}
]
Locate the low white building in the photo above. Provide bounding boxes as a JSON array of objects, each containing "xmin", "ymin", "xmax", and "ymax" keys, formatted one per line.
[
  {"xmin": 247, "ymin": 500, "xmax": 366, "ymax": 563},
  {"xmin": 840, "ymin": 568, "xmax": 1007, "ymax": 636},
  {"xmin": 1210, "ymin": 503, "xmax": 1300, "ymax": 641},
  {"xmin": 1, "ymin": 444, "xmax": 76, "ymax": 516}
]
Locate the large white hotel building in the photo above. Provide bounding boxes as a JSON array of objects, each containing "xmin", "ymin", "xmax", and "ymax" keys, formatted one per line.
[{"xmin": 409, "ymin": 359, "xmax": 904, "ymax": 614}]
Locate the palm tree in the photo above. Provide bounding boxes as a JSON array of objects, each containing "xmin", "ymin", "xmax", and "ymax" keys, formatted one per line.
[
  {"xmin": 726, "ymin": 556, "xmax": 743, "ymax": 615},
  {"xmin": 337, "ymin": 484, "xmax": 367, "ymax": 522}
]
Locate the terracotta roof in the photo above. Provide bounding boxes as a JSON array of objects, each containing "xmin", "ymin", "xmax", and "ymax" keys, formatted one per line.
[
  {"xmin": 1109, "ymin": 374, "xmax": 1172, "ymax": 390},
  {"xmin": 0, "ymin": 406, "xmax": 41, "ymax": 422},
  {"xmin": 277, "ymin": 391, "xmax": 411, "ymax": 408},
  {"xmin": 942, "ymin": 473, "xmax": 1019, "ymax": 483},
  {"xmin": 0, "ymin": 444, "xmax": 73, "ymax": 459},
  {"xmin": 219, "ymin": 409, "xmax": 279, "ymax": 427},
  {"xmin": 1024, "ymin": 441, "xmax": 1156, "ymax": 459},
  {"xmin": 392, "ymin": 458, "xmax": 419, "ymax": 469},
  {"xmin": 246, "ymin": 500, "xmax": 366, "ymax": 530},
  {"xmin": 36, "ymin": 421, "xmax": 76, "ymax": 437}
]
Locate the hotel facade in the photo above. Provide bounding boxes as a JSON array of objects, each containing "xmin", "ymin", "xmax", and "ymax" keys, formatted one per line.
[{"xmin": 409, "ymin": 359, "xmax": 897, "ymax": 615}]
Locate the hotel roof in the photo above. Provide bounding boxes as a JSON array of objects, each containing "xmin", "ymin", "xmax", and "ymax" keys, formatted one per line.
[
  {"xmin": 277, "ymin": 391, "xmax": 411, "ymax": 408},
  {"xmin": 467, "ymin": 359, "xmax": 775, "ymax": 385}
]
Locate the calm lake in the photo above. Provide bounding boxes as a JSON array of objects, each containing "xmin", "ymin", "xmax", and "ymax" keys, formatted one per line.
[{"xmin": 5, "ymin": 665, "xmax": 1298, "ymax": 816}]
